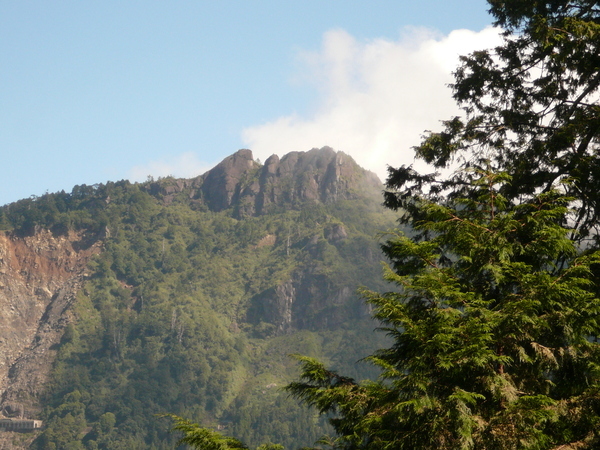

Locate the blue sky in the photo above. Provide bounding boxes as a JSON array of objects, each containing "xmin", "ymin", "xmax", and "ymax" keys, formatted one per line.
[{"xmin": 0, "ymin": 1, "xmax": 497, "ymax": 206}]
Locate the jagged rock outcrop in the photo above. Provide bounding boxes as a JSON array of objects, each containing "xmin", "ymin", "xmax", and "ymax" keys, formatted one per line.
[
  {"xmin": 0, "ymin": 230, "xmax": 100, "ymax": 419},
  {"xmin": 200, "ymin": 149, "xmax": 260, "ymax": 212},
  {"xmin": 246, "ymin": 269, "xmax": 365, "ymax": 335},
  {"xmin": 324, "ymin": 223, "xmax": 348, "ymax": 243},
  {"xmin": 0, "ymin": 146, "xmax": 388, "ymax": 448},
  {"xmin": 146, "ymin": 147, "xmax": 381, "ymax": 216}
]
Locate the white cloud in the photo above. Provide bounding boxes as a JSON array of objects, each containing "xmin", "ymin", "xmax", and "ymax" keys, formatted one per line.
[
  {"xmin": 242, "ymin": 26, "xmax": 503, "ymax": 182},
  {"xmin": 128, "ymin": 152, "xmax": 213, "ymax": 182}
]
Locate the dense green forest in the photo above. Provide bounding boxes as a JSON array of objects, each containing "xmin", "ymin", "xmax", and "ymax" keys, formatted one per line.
[
  {"xmin": 4, "ymin": 0, "xmax": 598, "ymax": 446},
  {"xmin": 162, "ymin": 0, "xmax": 600, "ymax": 447},
  {"xmin": 0, "ymin": 163, "xmax": 397, "ymax": 449}
]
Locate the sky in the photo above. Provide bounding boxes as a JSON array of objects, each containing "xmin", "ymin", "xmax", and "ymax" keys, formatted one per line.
[{"xmin": 0, "ymin": 1, "xmax": 502, "ymax": 207}]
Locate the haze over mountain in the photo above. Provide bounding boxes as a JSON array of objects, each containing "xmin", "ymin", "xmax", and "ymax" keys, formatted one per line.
[{"xmin": 0, "ymin": 147, "xmax": 400, "ymax": 449}]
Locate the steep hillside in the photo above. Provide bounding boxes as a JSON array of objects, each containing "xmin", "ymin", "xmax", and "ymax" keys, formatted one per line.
[
  {"xmin": 0, "ymin": 230, "xmax": 96, "ymax": 401},
  {"xmin": 0, "ymin": 231, "xmax": 101, "ymax": 449},
  {"xmin": 0, "ymin": 148, "xmax": 398, "ymax": 449}
]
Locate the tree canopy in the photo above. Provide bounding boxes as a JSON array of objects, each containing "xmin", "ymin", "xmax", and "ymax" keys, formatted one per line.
[
  {"xmin": 288, "ymin": 171, "xmax": 600, "ymax": 449},
  {"xmin": 286, "ymin": 1, "xmax": 600, "ymax": 448},
  {"xmin": 169, "ymin": 1, "xmax": 600, "ymax": 449},
  {"xmin": 386, "ymin": 0, "xmax": 600, "ymax": 240}
]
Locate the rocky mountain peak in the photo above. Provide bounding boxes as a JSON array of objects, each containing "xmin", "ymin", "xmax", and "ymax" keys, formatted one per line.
[
  {"xmin": 200, "ymin": 149, "xmax": 260, "ymax": 212},
  {"xmin": 149, "ymin": 147, "xmax": 382, "ymax": 216}
]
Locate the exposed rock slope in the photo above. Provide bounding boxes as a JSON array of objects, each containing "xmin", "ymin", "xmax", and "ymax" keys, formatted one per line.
[
  {"xmin": 0, "ymin": 147, "xmax": 390, "ymax": 449},
  {"xmin": 148, "ymin": 147, "xmax": 382, "ymax": 215},
  {"xmin": 0, "ymin": 230, "xmax": 100, "ymax": 418}
]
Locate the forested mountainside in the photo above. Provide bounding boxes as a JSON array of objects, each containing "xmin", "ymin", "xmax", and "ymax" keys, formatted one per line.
[{"xmin": 0, "ymin": 147, "xmax": 399, "ymax": 449}]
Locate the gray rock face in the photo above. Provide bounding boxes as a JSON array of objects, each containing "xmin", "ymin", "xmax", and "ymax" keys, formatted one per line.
[
  {"xmin": 248, "ymin": 147, "xmax": 381, "ymax": 216},
  {"xmin": 177, "ymin": 148, "xmax": 384, "ymax": 335},
  {"xmin": 147, "ymin": 147, "xmax": 382, "ymax": 217},
  {"xmin": 246, "ymin": 269, "xmax": 364, "ymax": 335},
  {"xmin": 200, "ymin": 149, "xmax": 260, "ymax": 212},
  {"xmin": 325, "ymin": 224, "xmax": 348, "ymax": 243}
]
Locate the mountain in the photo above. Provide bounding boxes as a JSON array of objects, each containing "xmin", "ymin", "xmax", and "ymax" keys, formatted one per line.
[
  {"xmin": 0, "ymin": 147, "xmax": 398, "ymax": 449},
  {"xmin": 146, "ymin": 147, "xmax": 381, "ymax": 215}
]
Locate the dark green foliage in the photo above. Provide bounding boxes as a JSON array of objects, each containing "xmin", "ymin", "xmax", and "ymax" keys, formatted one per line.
[
  {"xmin": 287, "ymin": 171, "xmax": 600, "ymax": 449},
  {"xmin": 386, "ymin": 0, "xmax": 600, "ymax": 241},
  {"xmin": 164, "ymin": 413, "xmax": 289, "ymax": 450},
  {"xmin": 150, "ymin": 2, "xmax": 600, "ymax": 448},
  {"xmin": 0, "ymin": 182, "xmax": 129, "ymax": 236},
  {"xmin": 163, "ymin": 414, "xmax": 249, "ymax": 450},
  {"xmin": 2, "ymin": 175, "xmax": 394, "ymax": 449},
  {"xmin": 334, "ymin": 6, "xmax": 600, "ymax": 443}
]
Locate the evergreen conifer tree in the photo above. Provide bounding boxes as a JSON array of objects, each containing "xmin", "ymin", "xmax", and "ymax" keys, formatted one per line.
[
  {"xmin": 287, "ymin": 170, "xmax": 600, "ymax": 449},
  {"xmin": 167, "ymin": 1, "xmax": 600, "ymax": 448},
  {"xmin": 386, "ymin": 0, "xmax": 600, "ymax": 241},
  {"xmin": 285, "ymin": 3, "xmax": 600, "ymax": 446}
]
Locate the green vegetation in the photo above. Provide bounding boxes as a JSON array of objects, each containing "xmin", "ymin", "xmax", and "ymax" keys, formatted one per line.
[
  {"xmin": 0, "ymin": 174, "xmax": 395, "ymax": 449},
  {"xmin": 3, "ymin": 1, "xmax": 599, "ymax": 448},
  {"xmin": 167, "ymin": 1, "xmax": 600, "ymax": 448},
  {"xmin": 171, "ymin": 171, "xmax": 600, "ymax": 449},
  {"xmin": 163, "ymin": 414, "xmax": 249, "ymax": 450},
  {"xmin": 388, "ymin": 0, "xmax": 600, "ymax": 242},
  {"xmin": 289, "ymin": 171, "xmax": 600, "ymax": 448}
]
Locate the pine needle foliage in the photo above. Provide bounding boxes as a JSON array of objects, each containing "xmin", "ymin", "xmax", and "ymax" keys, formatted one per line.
[
  {"xmin": 162, "ymin": 414, "xmax": 249, "ymax": 450},
  {"xmin": 286, "ymin": 170, "xmax": 600, "ymax": 450},
  {"xmin": 163, "ymin": 414, "xmax": 286, "ymax": 450},
  {"xmin": 385, "ymin": 0, "xmax": 600, "ymax": 242}
]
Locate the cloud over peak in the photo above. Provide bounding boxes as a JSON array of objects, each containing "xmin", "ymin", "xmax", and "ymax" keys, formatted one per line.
[{"xmin": 242, "ymin": 26, "xmax": 503, "ymax": 181}]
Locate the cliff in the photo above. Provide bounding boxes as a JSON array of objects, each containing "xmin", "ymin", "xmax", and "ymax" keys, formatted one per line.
[
  {"xmin": 0, "ymin": 147, "xmax": 393, "ymax": 449},
  {"xmin": 0, "ymin": 230, "xmax": 100, "ymax": 419},
  {"xmin": 147, "ymin": 147, "xmax": 382, "ymax": 216}
]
